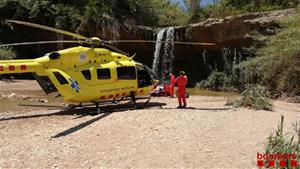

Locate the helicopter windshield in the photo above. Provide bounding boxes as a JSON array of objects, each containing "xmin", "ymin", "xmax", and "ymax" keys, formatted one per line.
[
  {"xmin": 136, "ymin": 63, "xmax": 158, "ymax": 88},
  {"xmin": 137, "ymin": 62, "xmax": 158, "ymax": 81}
]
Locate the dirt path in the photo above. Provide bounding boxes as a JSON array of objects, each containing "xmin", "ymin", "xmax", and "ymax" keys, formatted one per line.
[{"xmin": 0, "ymin": 80, "xmax": 299, "ymax": 168}]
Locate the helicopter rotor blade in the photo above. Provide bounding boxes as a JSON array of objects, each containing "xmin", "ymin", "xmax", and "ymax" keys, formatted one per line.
[
  {"xmin": 0, "ymin": 40, "xmax": 85, "ymax": 47},
  {"xmin": 107, "ymin": 40, "xmax": 217, "ymax": 46},
  {"xmin": 6, "ymin": 20, "xmax": 89, "ymax": 41}
]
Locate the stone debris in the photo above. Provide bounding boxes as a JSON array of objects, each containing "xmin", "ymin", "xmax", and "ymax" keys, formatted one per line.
[{"xmin": 38, "ymin": 99, "xmax": 48, "ymax": 103}]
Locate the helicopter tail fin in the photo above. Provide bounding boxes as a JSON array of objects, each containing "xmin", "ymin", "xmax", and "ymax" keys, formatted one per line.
[{"xmin": 0, "ymin": 59, "xmax": 39, "ymax": 75}]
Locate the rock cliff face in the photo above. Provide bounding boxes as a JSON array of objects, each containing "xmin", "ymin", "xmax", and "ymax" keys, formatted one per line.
[
  {"xmin": 98, "ymin": 9, "xmax": 295, "ymax": 85},
  {"xmin": 169, "ymin": 9, "xmax": 296, "ymax": 84},
  {"xmin": 13, "ymin": 9, "xmax": 298, "ymax": 84}
]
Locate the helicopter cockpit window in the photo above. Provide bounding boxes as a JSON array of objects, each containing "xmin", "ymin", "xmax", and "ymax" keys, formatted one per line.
[
  {"xmin": 81, "ymin": 70, "xmax": 92, "ymax": 80},
  {"xmin": 97, "ymin": 68, "xmax": 111, "ymax": 79},
  {"xmin": 53, "ymin": 72, "xmax": 68, "ymax": 85},
  {"xmin": 117, "ymin": 66, "xmax": 136, "ymax": 80},
  {"xmin": 137, "ymin": 65, "xmax": 153, "ymax": 88}
]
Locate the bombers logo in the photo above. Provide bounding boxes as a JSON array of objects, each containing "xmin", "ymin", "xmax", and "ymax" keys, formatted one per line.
[
  {"xmin": 257, "ymin": 152, "xmax": 298, "ymax": 168},
  {"xmin": 69, "ymin": 78, "xmax": 80, "ymax": 93}
]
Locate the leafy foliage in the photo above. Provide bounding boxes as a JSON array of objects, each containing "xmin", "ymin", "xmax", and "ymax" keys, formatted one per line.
[
  {"xmin": 0, "ymin": 0, "xmax": 185, "ymax": 29},
  {"xmin": 185, "ymin": 0, "xmax": 299, "ymax": 22},
  {"xmin": 198, "ymin": 16, "xmax": 300, "ymax": 97},
  {"xmin": 197, "ymin": 47, "xmax": 246, "ymax": 91},
  {"xmin": 239, "ymin": 16, "xmax": 300, "ymax": 96},
  {"xmin": 228, "ymin": 84, "xmax": 272, "ymax": 110},
  {"xmin": 264, "ymin": 115, "xmax": 300, "ymax": 169},
  {"xmin": 154, "ymin": 0, "xmax": 187, "ymax": 27},
  {"xmin": 196, "ymin": 71, "xmax": 230, "ymax": 91},
  {"xmin": 0, "ymin": 47, "xmax": 16, "ymax": 60},
  {"xmin": 184, "ymin": 0, "xmax": 202, "ymax": 23}
]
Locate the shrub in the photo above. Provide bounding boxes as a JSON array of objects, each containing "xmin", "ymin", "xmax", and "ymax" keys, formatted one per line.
[
  {"xmin": 0, "ymin": 47, "xmax": 16, "ymax": 60},
  {"xmin": 229, "ymin": 84, "xmax": 272, "ymax": 110},
  {"xmin": 196, "ymin": 71, "xmax": 229, "ymax": 91},
  {"xmin": 263, "ymin": 115, "xmax": 300, "ymax": 168},
  {"xmin": 238, "ymin": 16, "xmax": 300, "ymax": 97}
]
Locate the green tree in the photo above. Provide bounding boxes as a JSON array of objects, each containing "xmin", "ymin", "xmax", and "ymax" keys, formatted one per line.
[{"xmin": 184, "ymin": 0, "xmax": 202, "ymax": 23}]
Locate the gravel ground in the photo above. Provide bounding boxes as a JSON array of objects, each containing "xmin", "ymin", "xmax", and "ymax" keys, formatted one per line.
[{"xmin": 0, "ymin": 80, "xmax": 299, "ymax": 168}]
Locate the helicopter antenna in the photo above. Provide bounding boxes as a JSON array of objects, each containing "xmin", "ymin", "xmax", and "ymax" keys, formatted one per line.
[{"xmin": 129, "ymin": 53, "xmax": 136, "ymax": 60}]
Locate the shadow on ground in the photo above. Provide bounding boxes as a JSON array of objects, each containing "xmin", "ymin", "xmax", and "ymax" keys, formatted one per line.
[
  {"xmin": 0, "ymin": 102, "xmax": 166, "ymax": 138},
  {"xmin": 0, "ymin": 102, "xmax": 166, "ymax": 122},
  {"xmin": 161, "ymin": 107, "xmax": 231, "ymax": 111}
]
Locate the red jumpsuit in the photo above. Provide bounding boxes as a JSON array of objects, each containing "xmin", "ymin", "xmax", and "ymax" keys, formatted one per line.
[
  {"xmin": 170, "ymin": 74, "xmax": 176, "ymax": 97},
  {"xmin": 175, "ymin": 75, "xmax": 188, "ymax": 107}
]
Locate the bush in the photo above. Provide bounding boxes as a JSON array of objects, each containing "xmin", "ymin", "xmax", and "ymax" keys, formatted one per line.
[
  {"xmin": 0, "ymin": 47, "xmax": 16, "ymax": 60},
  {"xmin": 228, "ymin": 84, "xmax": 272, "ymax": 110},
  {"xmin": 263, "ymin": 115, "xmax": 300, "ymax": 168},
  {"xmin": 238, "ymin": 16, "xmax": 300, "ymax": 97},
  {"xmin": 196, "ymin": 71, "xmax": 229, "ymax": 91},
  {"xmin": 200, "ymin": 0, "xmax": 298, "ymax": 19}
]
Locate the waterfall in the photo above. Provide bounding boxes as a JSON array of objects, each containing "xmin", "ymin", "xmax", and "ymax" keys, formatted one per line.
[
  {"xmin": 152, "ymin": 27, "xmax": 175, "ymax": 84},
  {"xmin": 152, "ymin": 28, "xmax": 166, "ymax": 79}
]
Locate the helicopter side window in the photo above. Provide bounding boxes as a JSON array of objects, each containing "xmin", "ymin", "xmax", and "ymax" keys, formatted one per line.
[
  {"xmin": 81, "ymin": 70, "xmax": 92, "ymax": 80},
  {"xmin": 97, "ymin": 68, "xmax": 111, "ymax": 79},
  {"xmin": 117, "ymin": 66, "xmax": 136, "ymax": 80},
  {"xmin": 53, "ymin": 72, "xmax": 68, "ymax": 85}
]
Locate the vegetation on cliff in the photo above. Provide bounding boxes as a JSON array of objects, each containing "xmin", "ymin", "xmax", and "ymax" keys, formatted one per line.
[
  {"xmin": 185, "ymin": 0, "xmax": 299, "ymax": 23},
  {"xmin": 198, "ymin": 15, "xmax": 300, "ymax": 97},
  {"xmin": 239, "ymin": 15, "xmax": 300, "ymax": 96}
]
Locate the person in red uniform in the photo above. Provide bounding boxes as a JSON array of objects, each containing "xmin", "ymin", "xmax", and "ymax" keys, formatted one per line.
[
  {"xmin": 175, "ymin": 71, "xmax": 188, "ymax": 108},
  {"xmin": 169, "ymin": 73, "xmax": 176, "ymax": 98}
]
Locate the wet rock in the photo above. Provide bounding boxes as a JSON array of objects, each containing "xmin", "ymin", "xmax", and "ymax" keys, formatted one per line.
[{"xmin": 17, "ymin": 95, "xmax": 31, "ymax": 100}]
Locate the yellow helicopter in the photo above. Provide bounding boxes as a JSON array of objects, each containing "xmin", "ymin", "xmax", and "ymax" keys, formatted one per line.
[{"xmin": 0, "ymin": 20, "xmax": 216, "ymax": 113}]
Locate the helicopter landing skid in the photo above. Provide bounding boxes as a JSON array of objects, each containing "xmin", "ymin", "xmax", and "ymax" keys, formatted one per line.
[
  {"xmin": 66, "ymin": 96, "xmax": 151, "ymax": 114},
  {"xmin": 129, "ymin": 96, "xmax": 151, "ymax": 109}
]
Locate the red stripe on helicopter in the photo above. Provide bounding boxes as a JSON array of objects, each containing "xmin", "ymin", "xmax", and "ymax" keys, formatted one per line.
[
  {"xmin": 115, "ymin": 94, "xmax": 120, "ymax": 97},
  {"xmin": 100, "ymin": 96, "xmax": 106, "ymax": 100},
  {"xmin": 139, "ymin": 89, "xmax": 144, "ymax": 93},
  {"xmin": 0, "ymin": 65, "xmax": 4, "ymax": 71},
  {"xmin": 122, "ymin": 93, "xmax": 127, "ymax": 96},
  {"xmin": 20, "ymin": 65, "xmax": 27, "ymax": 70},
  {"xmin": 108, "ymin": 94, "xmax": 114, "ymax": 98},
  {"xmin": 8, "ymin": 65, "xmax": 15, "ymax": 71}
]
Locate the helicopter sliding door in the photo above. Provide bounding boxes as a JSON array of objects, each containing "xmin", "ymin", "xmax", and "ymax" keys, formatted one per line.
[
  {"xmin": 116, "ymin": 66, "xmax": 137, "ymax": 94},
  {"xmin": 70, "ymin": 61, "xmax": 116, "ymax": 102}
]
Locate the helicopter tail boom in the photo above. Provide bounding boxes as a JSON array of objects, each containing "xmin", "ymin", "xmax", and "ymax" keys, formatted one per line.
[{"xmin": 0, "ymin": 59, "xmax": 40, "ymax": 75}]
